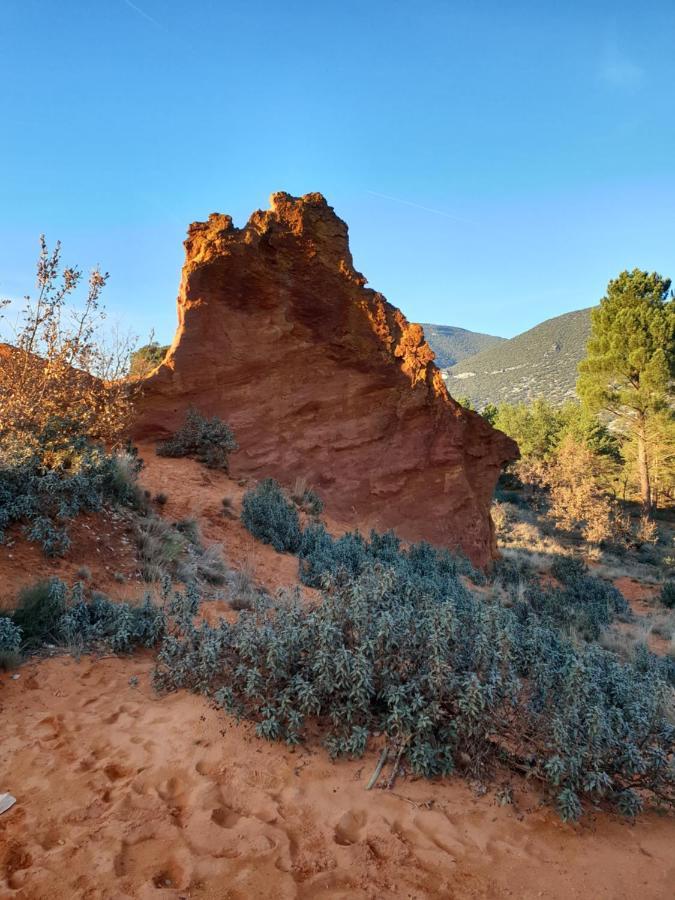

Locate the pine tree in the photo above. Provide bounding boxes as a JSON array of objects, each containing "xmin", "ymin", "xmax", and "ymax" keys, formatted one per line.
[{"xmin": 577, "ymin": 269, "xmax": 674, "ymax": 513}]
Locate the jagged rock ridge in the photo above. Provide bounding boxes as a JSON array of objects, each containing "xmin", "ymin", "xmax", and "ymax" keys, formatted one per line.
[{"xmin": 134, "ymin": 192, "xmax": 518, "ymax": 565}]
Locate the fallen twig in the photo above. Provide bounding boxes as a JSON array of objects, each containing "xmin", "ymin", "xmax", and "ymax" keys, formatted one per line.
[{"xmin": 365, "ymin": 746, "xmax": 389, "ymax": 790}]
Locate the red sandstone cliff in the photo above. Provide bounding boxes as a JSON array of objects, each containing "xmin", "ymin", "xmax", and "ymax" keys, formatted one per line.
[{"xmin": 134, "ymin": 192, "xmax": 518, "ymax": 565}]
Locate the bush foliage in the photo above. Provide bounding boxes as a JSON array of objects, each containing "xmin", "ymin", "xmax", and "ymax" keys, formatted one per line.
[
  {"xmin": 157, "ymin": 407, "xmax": 238, "ymax": 471},
  {"xmin": 0, "ymin": 419, "xmax": 142, "ymax": 556},
  {"xmin": 240, "ymin": 479, "xmax": 302, "ymax": 553},
  {"xmin": 8, "ymin": 578, "xmax": 166, "ymax": 655},
  {"xmin": 163, "ymin": 492, "xmax": 674, "ymax": 821},
  {"xmin": 154, "ymin": 566, "xmax": 673, "ymax": 821},
  {"xmin": 660, "ymin": 581, "xmax": 675, "ymax": 610},
  {"xmin": 0, "ymin": 616, "xmax": 22, "ymax": 654}
]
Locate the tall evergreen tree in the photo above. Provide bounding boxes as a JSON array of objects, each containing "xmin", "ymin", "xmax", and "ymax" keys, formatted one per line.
[{"xmin": 577, "ymin": 269, "xmax": 674, "ymax": 512}]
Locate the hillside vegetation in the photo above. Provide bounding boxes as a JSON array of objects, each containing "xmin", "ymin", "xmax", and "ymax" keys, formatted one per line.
[
  {"xmin": 422, "ymin": 323, "xmax": 505, "ymax": 367},
  {"xmin": 446, "ymin": 308, "xmax": 592, "ymax": 407}
]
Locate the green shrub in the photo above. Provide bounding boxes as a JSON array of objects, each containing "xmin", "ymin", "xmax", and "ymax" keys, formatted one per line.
[
  {"xmin": 550, "ymin": 555, "xmax": 589, "ymax": 584},
  {"xmin": 153, "ymin": 567, "xmax": 673, "ymax": 821},
  {"xmin": 0, "ymin": 616, "xmax": 22, "ymax": 654},
  {"xmin": 298, "ymin": 525, "xmax": 481, "ymax": 590},
  {"xmin": 12, "ymin": 579, "xmax": 68, "ymax": 648},
  {"xmin": 241, "ymin": 479, "xmax": 302, "ymax": 553},
  {"xmin": 0, "ymin": 419, "xmax": 142, "ymax": 556},
  {"xmin": 519, "ymin": 555, "xmax": 630, "ymax": 640},
  {"xmin": 660, "ymin": 581, "xmax": 675, "ymax": 609},
  {"xmin": 59, "ymin": 586, "xmax": 166, "ymax": 654},
  {"xmin": 7, "ymin": 578, "xmax": 166, "ymax": 656},
  {"xmin": 157, "ymin": 407, "xmax": 238, "ymax": 471},
  {"xmin": 129, "ymin": 341, "xmax": 169, "ymax": 377}
]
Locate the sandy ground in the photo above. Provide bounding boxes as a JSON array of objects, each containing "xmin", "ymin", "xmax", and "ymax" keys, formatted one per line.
[{"xmin": 1, "ymin": 653, "xmax": 673, "ymax": 900}]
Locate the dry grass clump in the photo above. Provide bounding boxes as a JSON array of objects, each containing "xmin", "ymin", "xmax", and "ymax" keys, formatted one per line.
[
  {"xmin": 649, "ymin": 611, "xmax": 675, "ymax": 641},
  {"xmin": 598, "ymin": 625, "xmax": 651, "ymax": 662},
  {"xmin": 226, "ymin": 558, "xmax": 262, "ymax": 611},
  {"xmin": 290, "ymin": 476, "xmax": 324, "ymax": 517},
  {"xmin": 221, "ymin": 497, "xmax": 236, "ymax": 519},
  {"xmin": 134, "ymin": 514, "xmax": 226, "ymax": 586}
]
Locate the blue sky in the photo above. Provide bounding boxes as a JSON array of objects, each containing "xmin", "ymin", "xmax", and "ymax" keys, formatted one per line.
[{"xmin": 1, "ymin": 1, "xmax": 674, "ymax": 343}]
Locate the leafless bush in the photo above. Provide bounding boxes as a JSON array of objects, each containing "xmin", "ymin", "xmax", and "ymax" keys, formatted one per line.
[{"xmin": 0, "ymin": 237, "xmax": 138, "ymax": 448}]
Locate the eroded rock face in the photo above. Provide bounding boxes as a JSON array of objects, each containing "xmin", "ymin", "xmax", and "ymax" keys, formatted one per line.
[{"xmin": 134, "ymin": 192, "xmax": 518, "ymax": 565}]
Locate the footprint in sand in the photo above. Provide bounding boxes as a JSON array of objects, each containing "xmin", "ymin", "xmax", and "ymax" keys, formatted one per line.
[
  {"xmin": 103, "ymin": 762, "xmax": 129, "ymax": 782},
  {"xmin": 3, "ymin": 841, "xmax": 33, "ymax": 890},
  {"xmin": 334, "ymin": 810, "xmax": 368, "ymax": 846},
  {"xmin": 211, "ymin": 806, "xmax": 241, "ymax": 828}
]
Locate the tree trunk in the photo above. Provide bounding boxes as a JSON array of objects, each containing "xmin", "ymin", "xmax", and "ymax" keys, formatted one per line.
[{"xmin": 637, "ymin": 421, "xmax": 652, "ymax": 515}]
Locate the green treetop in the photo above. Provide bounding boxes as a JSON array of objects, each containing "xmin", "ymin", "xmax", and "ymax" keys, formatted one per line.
[{"xmin": 577, "ymin": 269, "xmax": 674, "ymax": 511}]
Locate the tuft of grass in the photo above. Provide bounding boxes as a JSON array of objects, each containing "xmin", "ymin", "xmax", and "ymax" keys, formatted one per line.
[
  {"xmin": 0, "ymin": 650, "xmax": 22, "ymax": 671},
  {"xmin": 291, "ymin": 476, "xmax": 324, "ymax": 517},
  {"xmin": 134, "ymin": 513, "xmax": 226, "ymax": 586},
  {"xmin": 227, "ymin": 559, "xmax": 260, "ymax": 610},
  {"xmin": 135, "ymin": 515, "xmax": 187, "ymax": 583},
  {"xmin": 221, "ymin": 497, "xmax": 236, "ymax": 519},
  {"xmin": 174, "ymin": 517, "xmax": 201, "ymax": 547},
  {"xmin": 76, "ymin": 565, "xmax": 93, "ymax": 582},
  {"xmin": 649, "ymin": 611, "xmax": 675, "ymax": 642},
  {"xmin": 12, "ymin": 579, "xmax": 67, "ymax": 648},
  {"xmin": 154, "ymin": 492, "xmax": 168, "ymax": 506},
  {"xmin": 195, "ymin": 544, "xmax": 228, "ymax": 586}
]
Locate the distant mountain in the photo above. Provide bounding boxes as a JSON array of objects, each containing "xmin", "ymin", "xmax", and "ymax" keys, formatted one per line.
[
  {"xmin": 445, "ymin": 308, "xmax": 592, "ymax": 408},
  {"xmin": 422, "ymin": 324, "xmax": 505, "ymax": 368}
]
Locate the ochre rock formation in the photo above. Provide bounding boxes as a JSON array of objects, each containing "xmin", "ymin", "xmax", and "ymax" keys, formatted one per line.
[{"xmin": 134, "ymin": 192, "xmax": 518, "ymax": 565}]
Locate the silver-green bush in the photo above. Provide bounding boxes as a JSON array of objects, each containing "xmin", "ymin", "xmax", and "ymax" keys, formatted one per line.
[
  {"xmin": 156, "ymin": 407, "xmax": 238, "ymax": 471},
  {"xmin": 153, "ymin": 566, "xmax": 674, "ymax": 821}
]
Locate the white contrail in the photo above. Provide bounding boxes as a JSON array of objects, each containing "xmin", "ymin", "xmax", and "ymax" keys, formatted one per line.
[
  {"xmin": 366, "ymin": 190, "xmax": 477, "ymax": 226},
  {"xmin": 122, "ymin": 0, "xmax": 161, "ymax": 27}
]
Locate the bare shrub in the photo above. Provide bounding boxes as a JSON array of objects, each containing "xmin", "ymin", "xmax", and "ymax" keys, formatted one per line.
[
  {"xmin": 635, "ymin": 515, "xmax": 659, "ymax": 547},
  {"xmin": 544, "ymin": 436, "xmax": 618, "ymax": 555},
  {"xmin": 491, "ymin": 501, "xmax": 511, "ymax": 537},
  {"xmin": 0, "ymin": 237, "xmax": 138, "ymax": 448}
]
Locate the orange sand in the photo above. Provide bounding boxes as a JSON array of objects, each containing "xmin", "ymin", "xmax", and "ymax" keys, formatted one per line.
[{"xmin": 1, "ymin": 654, "xmax": 673, "ymax": 899}]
